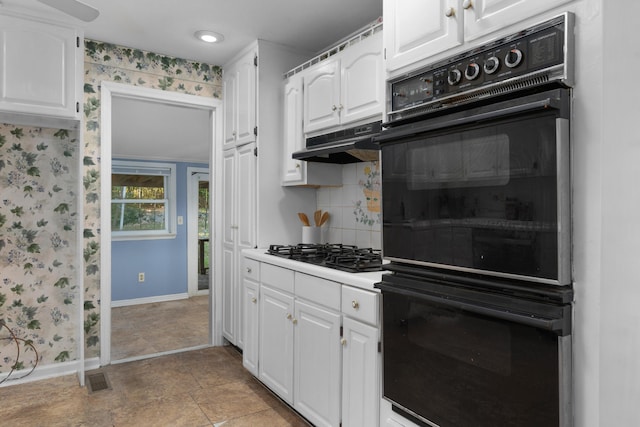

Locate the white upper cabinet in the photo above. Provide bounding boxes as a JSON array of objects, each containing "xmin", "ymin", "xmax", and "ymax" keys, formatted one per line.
[
  {"xmin": 0, "ymin": 12, "xmax": 81, "ymax": 123},
  {"xmin": 304, "ymin": 28, "xmax": 383, "ymax": 134},
  {"xmin": 384, "ymin": 0, "xmax": 462, "ymax": 72},
  {"xmin": 282, "ymin": 73, "xmax": 306, "ymax": 184},
  {"xmin": 384, "ymin": 0, "xmax": 573, "ymax": 73},
  {"xmin": 223, "ymin": 47, "xmax": 256, "ymax": 148},
  {"xmin": 462, "ymin": 0, "xmax": 573, "ymax": 41},
  {"xmin": 304, "ymin": 60, "xmax": 341, "ymax": 134},
  {"xmin": 341, "ymin": 30, "xmax": 384, "ymax": 125}
]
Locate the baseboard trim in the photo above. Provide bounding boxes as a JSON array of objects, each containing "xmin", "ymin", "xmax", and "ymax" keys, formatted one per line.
[
  {"xmin": 0, "ymin": 357, "xmax": 100, "ymax": 387},
  {"xmin": 111, "ymin": 293, "xmax": 189, "ymax": 308}
]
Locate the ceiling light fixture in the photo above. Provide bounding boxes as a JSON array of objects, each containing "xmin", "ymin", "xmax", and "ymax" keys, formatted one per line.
[{"xmin": 195, "ymin": 30, "xmax": 224, "ymax": 44}]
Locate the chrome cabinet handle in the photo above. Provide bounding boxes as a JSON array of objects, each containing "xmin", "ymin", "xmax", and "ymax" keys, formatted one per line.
[
  {"xmin": 296, "ymin": 163, "xmax": 301, "ymax": 169},
  {"xmin": 292, "ymin": 318, "xmax": 298, "ymax": 325},
  {"xmin": 286, "ymin": 313, "xmax": 292, "ymax": 320},
  {"xmin": 332, "ymin": 105, "xmax": 337, "ymax": 111},
  {"xmin": 251, "ymin": 297, "xmax": 257, "ymax": 304},
  {"xmin": 246, "ymin": 267, "xmax": 252, "ymax": 273},
  {"xmin": 445, "ymin": 7, "xmax": 455, "ymax": 17},
  {"xmin": 351, "ymin": 300, "xmax": 360, "ymax": 310},
  {"xmin": 463, "ymin": 0, "xmax": 473, "ymax": 9}
]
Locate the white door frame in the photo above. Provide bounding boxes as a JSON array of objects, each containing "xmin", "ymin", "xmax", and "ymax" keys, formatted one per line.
[
  {"xmin": 99, "ymin": 81, "xmax": 223, "ymax": 366},
  {"xmin": 187, "ymin": 168, "xmax": 210, "ymax": 296}
]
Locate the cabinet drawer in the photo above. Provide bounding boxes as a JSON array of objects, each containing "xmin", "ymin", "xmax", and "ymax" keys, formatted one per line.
[
  {"xmin": 295, "ymin": 273, "xmax": 341, "ymax": 311},
  {"xmin": 243, "ymin": 258, "xmax": 260, "ymax": 281},
  {"xmin": 261, "ymin": 263, "xmax": 294, "ymax": 293},
  {"xmin": 341, "ymin": 286, "xmax": 379, "ymax": 325}
]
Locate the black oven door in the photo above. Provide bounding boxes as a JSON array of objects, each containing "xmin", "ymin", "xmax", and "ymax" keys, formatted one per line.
[
  {"xmin": 377, "ymin": 88, "xmax": 571, "ymax": 285},
  {"xmin": 377, "ymin": 269, "xmax": 573, "ymax": 427}
]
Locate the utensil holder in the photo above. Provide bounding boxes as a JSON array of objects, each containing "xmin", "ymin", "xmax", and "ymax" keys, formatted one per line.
[{"xmin": 302, "ymin": 226, "xmax": 320, "ymax": 244}]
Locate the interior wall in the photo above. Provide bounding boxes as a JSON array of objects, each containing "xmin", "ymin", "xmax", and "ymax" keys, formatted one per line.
[
  {"xmin": 111, "ymin": 160, "xmax": 207, "ymax": 302},
  {"xmin": 82, "ymin": 39, "xmax": 222, "ymax": 358},
  {"xmin": 316, "ymin": 161, "xmax": 382, "ymax": 248}
]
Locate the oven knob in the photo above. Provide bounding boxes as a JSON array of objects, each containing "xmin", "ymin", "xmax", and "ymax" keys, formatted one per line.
[
  {"xmin": 447, "ymin": 68, "xmax": 462, "ymax": 86},
  {"xmin": 483, "ymin": 56, "xmax": 500, "ymax": 74},
  {"xmin": 464, "ymin": 62, "xmax": 481, "ymax": 80},
  {"xmin": 505, "ymin": 48, "xmax": 523, "ymax": 68}
]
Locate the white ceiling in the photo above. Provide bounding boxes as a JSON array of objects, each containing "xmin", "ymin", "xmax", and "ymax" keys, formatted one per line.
[
  {"xmin": 1, "ymin": 0, "xmax": 382, "ymax": 65},
  {"xmin": 0, "ymin": 0, "xmax": 382, "ymax": 162}
]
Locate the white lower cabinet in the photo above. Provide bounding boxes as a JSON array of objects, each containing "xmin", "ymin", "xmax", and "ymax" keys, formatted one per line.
[
  {"xmin": 242, "ymin": 259, "xmax": 260, "ymax": 376},
  {"xmin": 244, "ymin": 256, "xmax": 381, "ymax": 427},
  {"xmin": 259, "ymin": 284, "xmax": 295, "ymax": 403},
  {"xmin": 294, "ymin": 299, "xmax": 342, "ymax": 427},
  {"xmin": 342, "ymin": 317, "xmax": 380, "ymax": 427}
]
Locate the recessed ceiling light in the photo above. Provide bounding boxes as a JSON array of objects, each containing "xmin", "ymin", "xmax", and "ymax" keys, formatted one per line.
[{"xmin": 195, "ymin": 30, "xmax": 224, "ymax": 44}]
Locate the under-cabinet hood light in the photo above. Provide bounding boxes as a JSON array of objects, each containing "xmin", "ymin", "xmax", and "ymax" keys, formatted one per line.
[{"xmin": 195, "ymin": 30, "xmax": 224, "ymax": 43}]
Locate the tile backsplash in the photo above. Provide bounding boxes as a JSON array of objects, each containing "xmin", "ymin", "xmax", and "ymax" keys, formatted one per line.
[{"xmin": 316, "ymin": 161, "xmax": 382, "ymax": 249}]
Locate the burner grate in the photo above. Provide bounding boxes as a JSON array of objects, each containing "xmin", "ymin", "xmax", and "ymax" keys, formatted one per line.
[{"xmin": 267, "ymin": 244, "xmax": 382, "ymax": 273}]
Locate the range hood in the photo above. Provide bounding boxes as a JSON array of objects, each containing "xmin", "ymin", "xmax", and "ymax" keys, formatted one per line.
[{"xmin": 292, "ymin": 121, "xmax": 381, "ymax": 164}]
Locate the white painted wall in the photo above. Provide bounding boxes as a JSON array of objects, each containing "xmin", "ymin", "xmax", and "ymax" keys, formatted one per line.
[{"xmin": 597, "ymin": 1, "xmax": 640, "ymax": 425}]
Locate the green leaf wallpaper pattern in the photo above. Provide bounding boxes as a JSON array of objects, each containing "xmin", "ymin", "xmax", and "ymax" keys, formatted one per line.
[{"xmin": 0, "ymin": 124, "xmax": 79, "ymax": 373}]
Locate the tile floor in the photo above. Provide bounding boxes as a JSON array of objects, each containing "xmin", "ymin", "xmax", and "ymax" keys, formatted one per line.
[
  {"xmin": 111, "ymin": 295, "xmax": 210, "ymax": 361},
  {"xmin": 0, "ymin": 346, "xmax": 310, "ymax": 426}
]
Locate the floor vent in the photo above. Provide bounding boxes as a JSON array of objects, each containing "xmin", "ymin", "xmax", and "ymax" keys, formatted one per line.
[{"xmin": 86, "ymin": 371, "xmax": 111, "ymax": 393}]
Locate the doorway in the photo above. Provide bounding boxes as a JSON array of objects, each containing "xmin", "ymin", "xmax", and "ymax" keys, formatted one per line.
[
  {"xmin": 188, "ymin": 168, "xmax": 210, "ymax": 296},
  {"xmin": 100, "ymin": 82, "xmax": 223, "ymax": 366}
]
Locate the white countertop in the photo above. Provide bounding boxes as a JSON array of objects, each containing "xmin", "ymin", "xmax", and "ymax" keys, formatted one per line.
[{"xmin": 242, "ymin": 248, "xmax": 387, "ymax": 292}]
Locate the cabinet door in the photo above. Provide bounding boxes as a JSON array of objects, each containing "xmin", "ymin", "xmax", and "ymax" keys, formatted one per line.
[
  {"xmin": 223, "ymin": 67, "xmax": 238, "ymax": 147},
  {"xmin": 0, "ymin": 15, "xmax": 80, "ymax": 120},
  {"xmin": 235, "ymin": 51, "xmax": 257, "ymax": 145},
  {"xmin": 221, "ymin": 244, "xmax": 236, "ymax": 343},
  {"xmin": 236, "ymin": 143, "xmax": 256, "ymax": 251},
  {"xmin": 384, "ymin": 0, "xmax": 462, "ymax": 72},
  {"xmin": 294, "ymin": 299, "xmax": 341, "ymax": 427},
  {"xmin": 341, "ymin": 30, "xmax": 384, "ymax": 125},
  {"xmin": 259, "ymin": 285, "xmax": 295, "ymax": 404},
  {"xmin": 223, "ymin": 49, "xmax": 257, "ymax": 147},
  {"xmin": 282, "ymin": 74, "xmax": 306, "ymax": 185},
  {"xmin": 304, "ymin": 59, "xmax": 341, "ymax": 134},
  {"xmin": 222, "ymin": 149, "xmax": 236, "ymax": 246},
  {"xmin": 342, "ymin": 317, "xmax": 380, "ymax": 427},
  {"xmin": 242, "ymin": 278, "xmax": 260, "ymax": 376},
  {"xmin": 463, "ymin": 0, "xmax": 573, "ymax": 41}
]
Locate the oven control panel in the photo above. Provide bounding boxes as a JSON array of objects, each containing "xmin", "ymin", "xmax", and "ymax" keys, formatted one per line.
[{"xmin": 389, "ymin": 13, "xmax": 573, "ymax": 119}]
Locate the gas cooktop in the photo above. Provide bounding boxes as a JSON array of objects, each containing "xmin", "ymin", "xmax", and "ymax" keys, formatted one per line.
[{"xmin": 267, "ymin": 244, "xmax": 383, "ymax": 273}]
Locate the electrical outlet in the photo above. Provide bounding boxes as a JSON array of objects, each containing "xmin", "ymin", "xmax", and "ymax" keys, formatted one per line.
[{"xmin": 138, "ymin": 272, "xmax": 145, "ymax": 283}]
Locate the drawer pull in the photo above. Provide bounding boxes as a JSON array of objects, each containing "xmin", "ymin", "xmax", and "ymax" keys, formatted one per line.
[
  {"xmin": 286, "ymin": 313, "xmax": 292, "ymax": 320},
  {"xmin": 292, "ymin": 318, "xmax": 298, "ymax": 325},
  {"xmin": 251, "ymin": 297, "xmax": 257, "ymax": 304},
  {"xmin": 341, "ymin": 338, "xmax": 347, "ymax": 346},
  {"xmin": 351, "ymin": 300, "xmax": 360, "ymax": 310},
  {"xmin": 246, "ymin": 267, "xmax": 252, "ymax": 273}
]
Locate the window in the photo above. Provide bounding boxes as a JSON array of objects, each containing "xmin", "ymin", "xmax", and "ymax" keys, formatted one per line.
[{"xmin": 111, "ymin": 161, "xmax": 177, "ymax": 240}]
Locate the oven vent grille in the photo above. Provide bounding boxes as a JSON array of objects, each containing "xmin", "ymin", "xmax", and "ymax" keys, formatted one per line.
[{"xmin": 389, "ymin": 71, "xmax": 554, "ymax": 123}]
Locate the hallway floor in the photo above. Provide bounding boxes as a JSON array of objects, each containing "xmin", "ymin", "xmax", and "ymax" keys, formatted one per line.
[
  {"xmin": 0, "ymin": 346, "xmax": 310, "ymax": 426},
  {"xmin": 111, "ymin": 294, "xmax": 209, "ymax": 361}
]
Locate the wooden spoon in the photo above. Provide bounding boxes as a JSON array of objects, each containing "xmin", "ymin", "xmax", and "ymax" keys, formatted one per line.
[
  {"xmin": 298, "ymin": 212, "xmax": 310, "ymax": 226},
  {"xmin": 319, "ymin": 211, "xmax": 330, "ymax": 226},
  {"xmin": 314, "ymin": 209, "xmax": 322, "ymax": 227}
]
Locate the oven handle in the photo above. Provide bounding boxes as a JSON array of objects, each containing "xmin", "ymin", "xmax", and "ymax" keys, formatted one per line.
[
  {"xmin": 378, "ymin": 282, "xmax": 569, "ymax": 334},
  {"xmin": 376, "ymin": 97, "xmax": 561, "ymax": 143}
]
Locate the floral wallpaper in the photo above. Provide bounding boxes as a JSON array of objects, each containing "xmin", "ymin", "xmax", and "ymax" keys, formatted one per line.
[
  {"xmin": 0, "ymin": 124, "xmax": 80, "ymax": 373},
  {"xmin": 82, "ymin": 40, "xmax": 222, "ymax": 358}
]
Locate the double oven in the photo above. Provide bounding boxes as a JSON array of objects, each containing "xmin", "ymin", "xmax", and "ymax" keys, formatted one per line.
[{"xmin": 376, "ymin": 14, "xmax": 574, "ymax": 427}]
